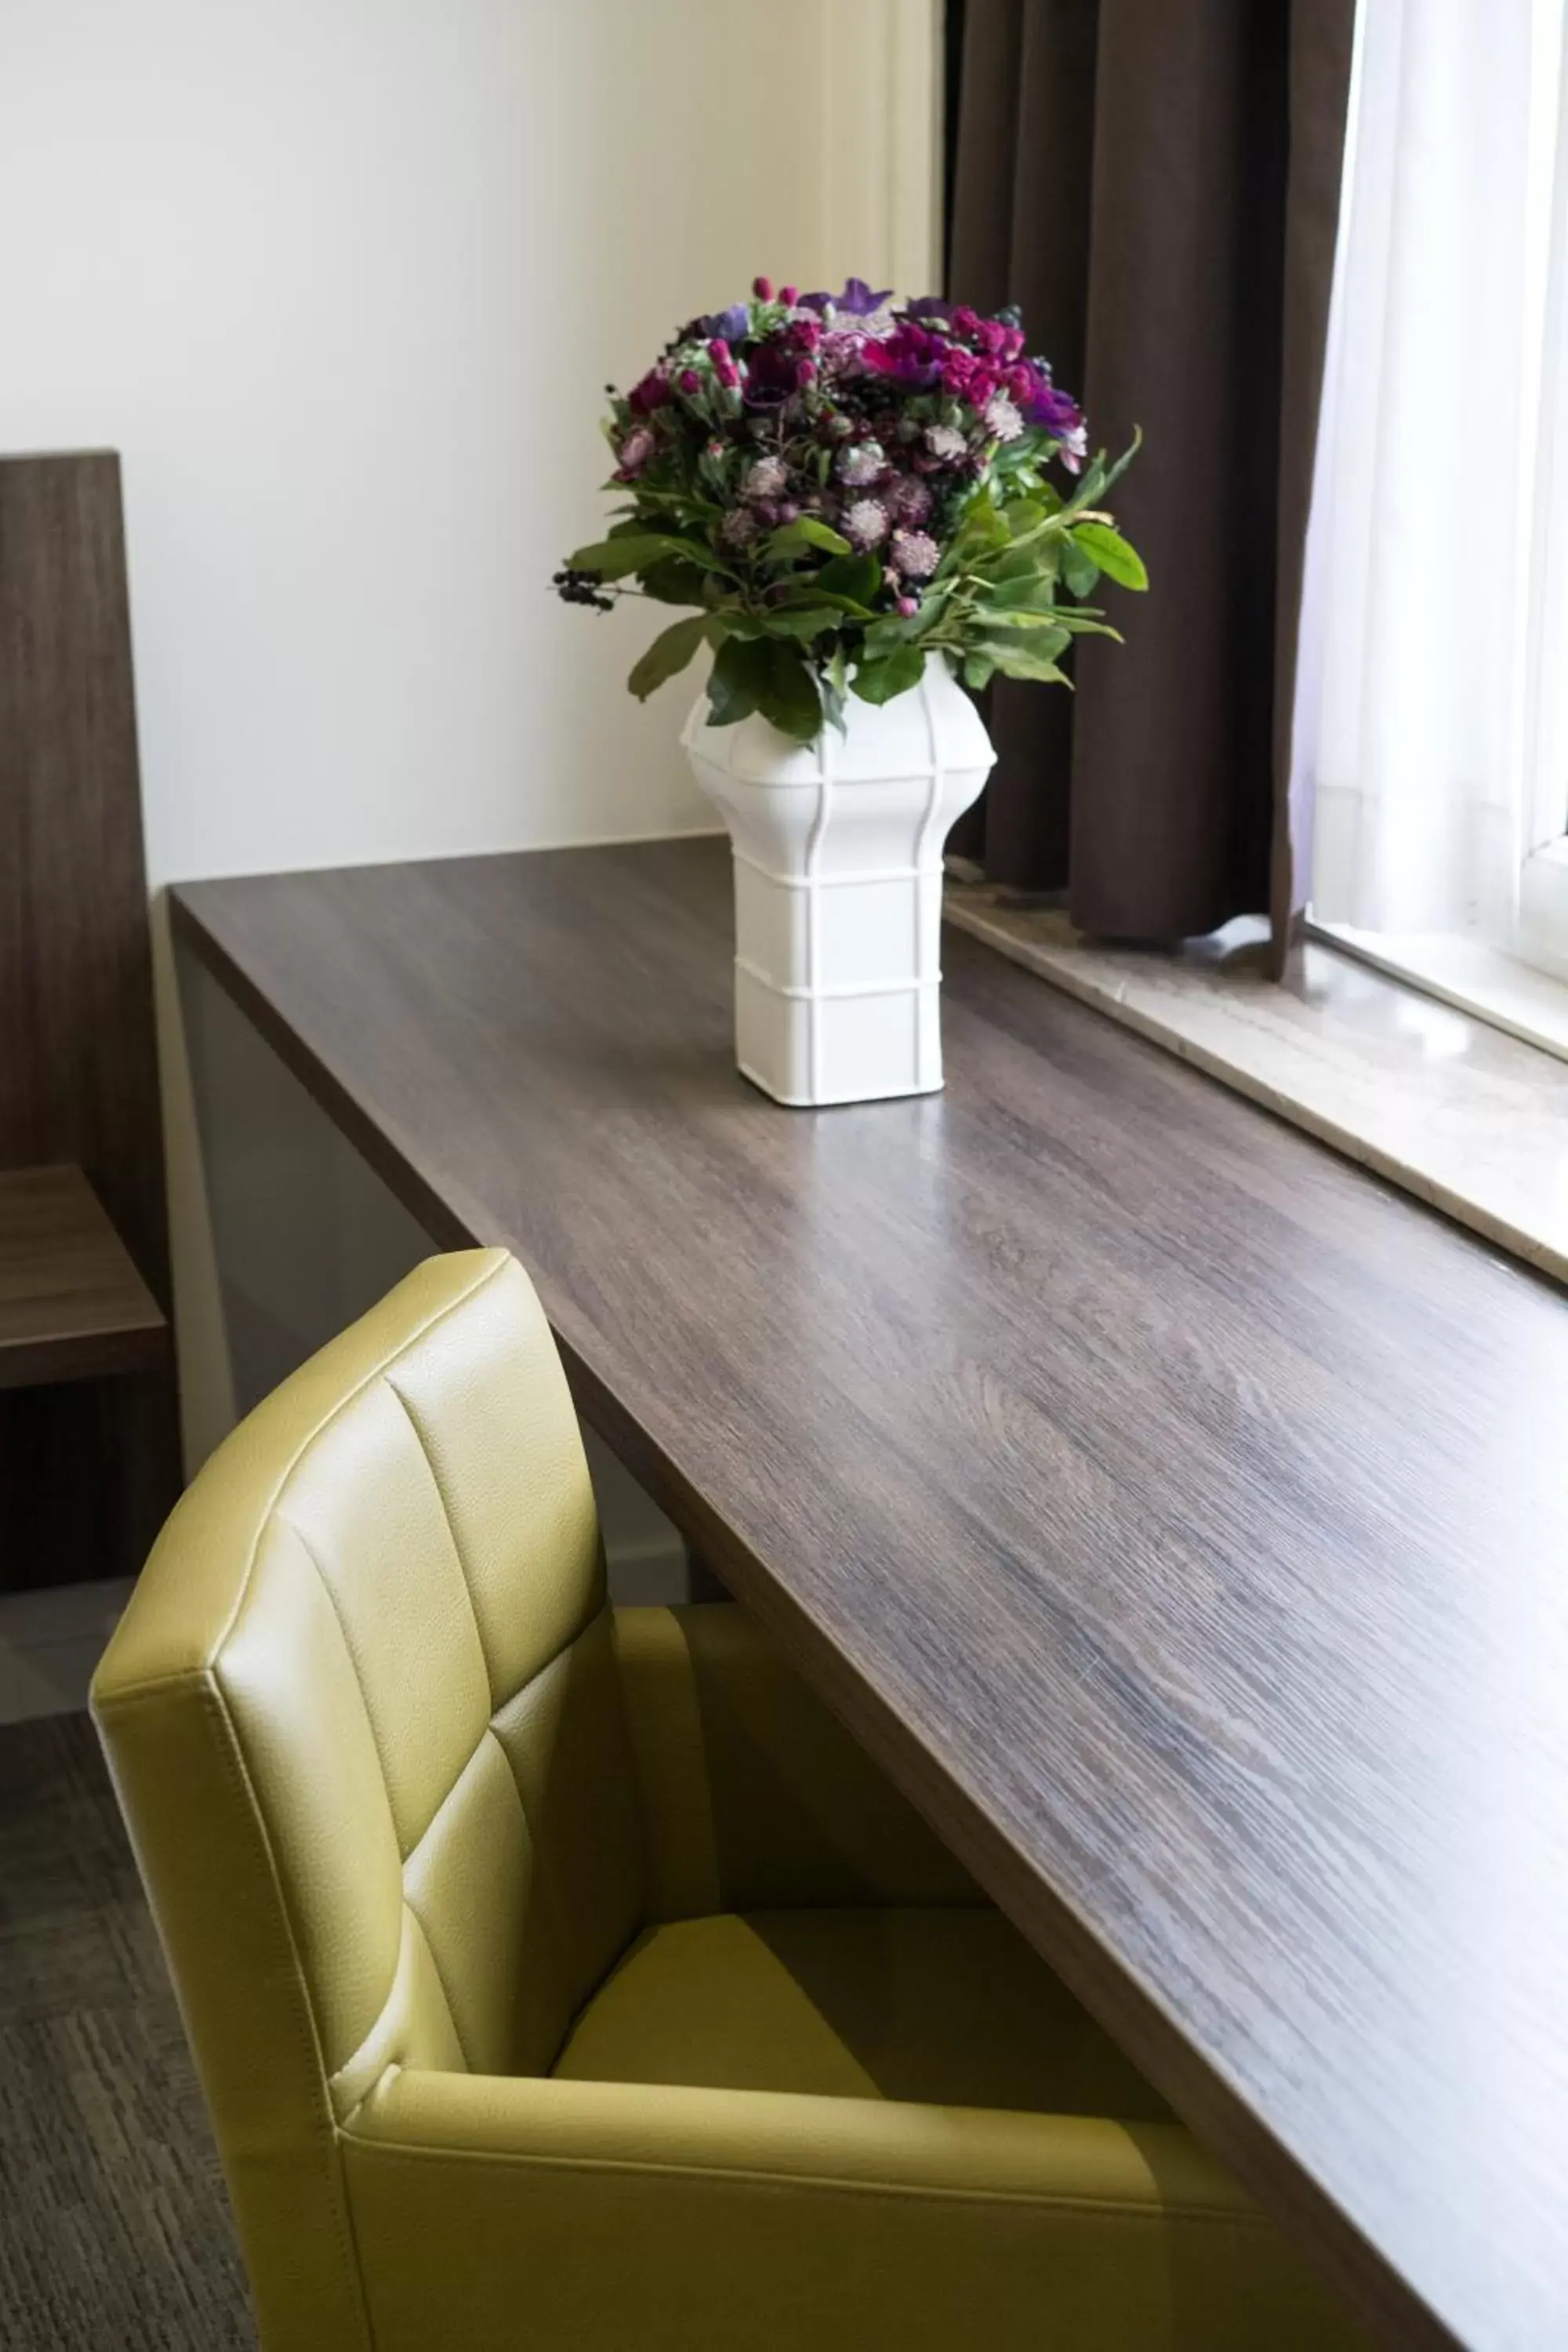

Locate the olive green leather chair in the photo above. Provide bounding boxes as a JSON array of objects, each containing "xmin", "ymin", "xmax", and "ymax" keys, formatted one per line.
[{"xmin": 93, "ymin": 1249, "xmax": 1363, "ymax": 2351}]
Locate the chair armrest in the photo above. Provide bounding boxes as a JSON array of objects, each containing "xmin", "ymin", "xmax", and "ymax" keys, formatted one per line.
[
  {"xmin": 339, "ymin": 2068, "xmax": 1363, "ymax": 2352},
  {"xmin": 612, "ymin": 1602, "xmax": 982, "ymax": 1916}
]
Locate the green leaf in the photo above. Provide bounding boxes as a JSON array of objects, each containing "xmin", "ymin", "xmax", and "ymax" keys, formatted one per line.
[
  {"xmin": 973, "ymin": 607, "xmax": 1072, "ymax": 644},
  {"xmin": 1001, "ymin": 499, "xmax": 1047, "ymax": 539},
  {"xmin": 705, "ymin": 634, "xmax": 774, "ymax": 727},
  {"xmin": 568, "ymin": 533, "xmax": 696, "ymax": 578},
  {"xmin": 852, "ymin": 644, "xmax": 924, "ymax": 706},
  {"xmin": 757, "ymin": 606, "xmax": 840, "ymax": 641},
  {"xmin": 986, "ymin": 543, "xmax": 1054, "ymax": 583},
  {"xmin": 764, "ymin": 517, "xmax": 852, "ymax": 562},
  {"xmin": 822, "ymin": 644, "xmax": 850, "ymax": 735},
  {"xmin": 1070, "ymin": 521, "xmax": 1148, "ymax": 591},
  {"xmin": 777, "ymin": 586, "xmax": 878, "ymax": 619},
  {"xmin": 815, "ymin": 552, "xmax": 884, "ymax": 606},
  {"xmin": 1061, "ymin": 540, "xmax": 1100, "ymax": 599},
  {"xmin": 979, "ymin": 631, "xmax": 1073, "ymax": 686},
  {"xmin": 1095, "ymin": 425, "xmax": 1143, "ymax": 502},
  {"xmin": 627, "ymin": 614, "xmax": 717, "ymax": 702},
  {"xmin": 982, "ymin": 574, "xmax": 1060, "ymax": 612},
  {"xmin": 862, "ymin": 613, "xmax": 920, "ymax": 654},
  {"xmin": 756, "ymin": 641, "xmax": 824, "ymax": 741},
  {"xmin": 962, "ymin": 655, "xmax": 996, "ymax": 691},
  {"xmin": 640, "ymin": 557, "xmax": 713, "ymax": 606}
]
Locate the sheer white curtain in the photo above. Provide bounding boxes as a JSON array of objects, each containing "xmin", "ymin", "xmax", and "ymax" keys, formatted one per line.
[{"xmin": 1297, "ymin": 0, "xmax": 1568, "ymax": 949}]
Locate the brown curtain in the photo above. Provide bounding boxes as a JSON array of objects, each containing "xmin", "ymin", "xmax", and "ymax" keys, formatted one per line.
[{"xmin": 947, "ymin": 0, "xmax": 1355, "ymax": 964}]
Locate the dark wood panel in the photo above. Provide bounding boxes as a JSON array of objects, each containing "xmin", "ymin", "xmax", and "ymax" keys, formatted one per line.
[
  {"xmin": 0, "ymin": 453, "xmax": 179, "ymax": 1586},
  {"xmin": 0, "ymin": 1164, "xmax": 166, "ymax": 1391},
  {"xmin": 172, "ymin": 840, "xmax": 1568, "ymax": 2352}
]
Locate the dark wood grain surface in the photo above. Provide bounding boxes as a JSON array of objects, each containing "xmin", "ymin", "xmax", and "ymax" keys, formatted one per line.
[
  {"xmin": 0, "ymin": 1165, "xmax": 166, "ymax": 1391},
  {"xmin": 172, "ymin": 838, "xmax": 1568, "ymax": 2352},
  {"xmin": 0, "ymin": 453, "xmax": 179, "ymax": 1584}
]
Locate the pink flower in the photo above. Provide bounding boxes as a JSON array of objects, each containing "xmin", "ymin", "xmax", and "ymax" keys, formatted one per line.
[
  {"xmin": 706, "ymin": 338, "xmax": 741, "ymax": 389},
  {"xmin": 890, "ymin": 528, "xmax": 940, "ymax": 580},
  {"xmin": 780, "ymin": 283, "xmax": 799, "ymax": 305},
  {"xmin": 886, "ymin": 475, "xmax": 935, "ymax": 525},
  {"xmin": 836, "ymin": 441, "xmax": 886, "ymax": 488},
  {"xmin": 753, "ymin": 274, "xmax": 774, "ymax": 299},
  {"xmin": 677, "ymin": 368, "xmax": 702, "ymax": 395},
  {"xmin": 615, "ymin": 426, "xmax": 656, "ymax": 477},
  {"xmin": 744, "ymin": 456, "xmax": 789, "ymax": 502},
  {"xmin": 843, "ymin": 498, "xmax": 890, "ymax": 550},
  {"xmin": 982, "ymin": 394, "xmax": 1024, "ymax": 443}
]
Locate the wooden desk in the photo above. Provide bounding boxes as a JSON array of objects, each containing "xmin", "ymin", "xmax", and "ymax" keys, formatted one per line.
[{"xmin": 172, "ymin": 838, "xmax": 1568, "ymax": 2352}]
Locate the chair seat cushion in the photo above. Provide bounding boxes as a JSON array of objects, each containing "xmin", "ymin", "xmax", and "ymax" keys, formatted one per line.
[{"xmin": 553, "ymin": 1907, "xmax": 1170, "ymax": 2118}]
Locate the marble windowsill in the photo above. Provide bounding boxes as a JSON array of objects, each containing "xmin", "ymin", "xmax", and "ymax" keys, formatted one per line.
[{"xmin": 943, "ymin": 884, "xmax": 1568, "ymax": 1289}]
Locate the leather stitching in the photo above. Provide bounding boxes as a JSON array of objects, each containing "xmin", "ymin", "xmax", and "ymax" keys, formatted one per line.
[{"xmin": 338, "ymin": 2129, "xmax": 1272, "ymax": 2224}]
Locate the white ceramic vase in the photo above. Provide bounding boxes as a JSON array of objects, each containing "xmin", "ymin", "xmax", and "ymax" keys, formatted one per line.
[{"xmin": 682, "ymin": 652, "xmax": 996, "ymax": 1107}]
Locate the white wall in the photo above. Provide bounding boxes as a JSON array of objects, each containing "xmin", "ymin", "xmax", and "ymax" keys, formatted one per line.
[
  {"xmin": 0, "ymin": 0, "xmax": 938, "ymax": 1470},
  {"xmin": 0, "ymin": 0, "xmax": 938, "ymax": 887}
]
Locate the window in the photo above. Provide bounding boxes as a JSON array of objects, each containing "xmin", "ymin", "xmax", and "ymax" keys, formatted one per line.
[{"xmin": 1297, "ymin": 0, "xmax": 1568, "ymax": 1030}]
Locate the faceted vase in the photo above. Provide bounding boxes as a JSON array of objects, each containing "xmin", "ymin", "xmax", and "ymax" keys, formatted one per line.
[{"xmin": 681, "ymin": 652, "xmax": 996, "ymax": 1108}]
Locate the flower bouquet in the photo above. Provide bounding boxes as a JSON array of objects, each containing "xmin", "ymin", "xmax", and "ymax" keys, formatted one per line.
[{"xmin": 554, "ymin": 277, "xmax": 1145, "ymax": 1108}]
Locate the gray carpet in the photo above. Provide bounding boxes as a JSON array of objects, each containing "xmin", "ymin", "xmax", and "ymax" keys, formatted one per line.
[{"xmin": 0, "ymin": 1711, "xmax": 255, "ymax": 2348}]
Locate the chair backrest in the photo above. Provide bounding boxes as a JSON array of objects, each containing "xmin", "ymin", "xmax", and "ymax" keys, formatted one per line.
[{"xmin": 93, "ymin": 1248, "xmax": 646, "ymax": 2350}]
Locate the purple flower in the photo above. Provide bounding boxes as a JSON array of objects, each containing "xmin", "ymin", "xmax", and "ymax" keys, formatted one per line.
[
  {"xmin": 904, "ymin": 295, "xmax": 951, "ymax": 321},
  {"xmin": 799, "ymin": 275, "xmax": 894, "ymax": 318},
  {"xmin": 695, "ymin": 303, "xmax": 750, "ymax": 345},
  {"xmin": 1022, "ymin": 367, "xmax": 1086, "ymax": 448},
  {"xmin": 837, "ymin": 276, "xmax": 893, "ymax": 315}
]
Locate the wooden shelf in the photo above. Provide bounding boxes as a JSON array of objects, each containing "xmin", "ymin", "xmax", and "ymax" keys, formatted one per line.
[{"xmin": 0, "ymin": 1165, "xmax": 167, "ymax": 1392}]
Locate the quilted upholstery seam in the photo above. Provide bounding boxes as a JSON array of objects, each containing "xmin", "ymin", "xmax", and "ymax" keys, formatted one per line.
[
  {"xmin": 380, "ymin": 1376, "xmax": 499, "ymax": 1704},
  {"xmin": 397, "ymin": 1899, "xmax": 474, "ymax": 2074},
  {"xmin": 383, "ymin": 1369, "xmax": 601, "ymax": 1718},
  {"xmin": 337, "ymin": 2131, "xmax": 1272, "ymax": 2224},
  {"xmin": 199, "ymin": 1250, "xmax": 511, "ymax": 1675}
]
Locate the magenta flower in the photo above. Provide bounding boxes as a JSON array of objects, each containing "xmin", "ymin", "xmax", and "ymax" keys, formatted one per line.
[
  {"xmin": 860, "ymin": 322, "xmax": 946, "ymax": 389},
  {"xmin": 627, "ymin": 365, "xmax": 673, "ymax": 415}
]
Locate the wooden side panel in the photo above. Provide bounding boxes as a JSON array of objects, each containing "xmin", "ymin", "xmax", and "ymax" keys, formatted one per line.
[{"xmin": 0, "ymin": 452, "xmax": 179, "ymax": 1589}]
